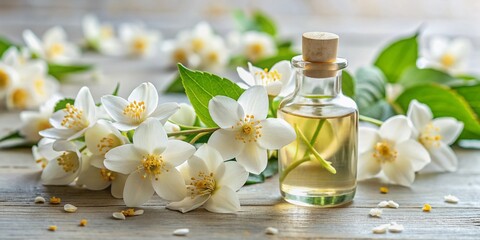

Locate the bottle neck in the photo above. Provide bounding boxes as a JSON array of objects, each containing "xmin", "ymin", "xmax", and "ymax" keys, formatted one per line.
[{"xmin": 295, "ymin": 70, "xmax": 342, "ymax": 98}]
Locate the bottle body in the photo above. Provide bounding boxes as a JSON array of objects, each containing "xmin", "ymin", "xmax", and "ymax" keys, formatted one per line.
[{"xmin": 278, "ymin": 56, "xmax": 358, "ymax": 207}]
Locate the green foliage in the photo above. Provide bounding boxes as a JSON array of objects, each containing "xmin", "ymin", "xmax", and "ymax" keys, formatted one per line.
[
  {"xmin": 245, "ymin": 157, "xmax": 278, "ymax": 185},
  {"xmin": 395, "ymin": 84, "xmax": 480, "ymax": 140},
  {"xmin": 178, "ymin": 64, "xmax": 245, "ymax": 127},
  {"xmin": 164, "ymin": 74, "xmax": 185, "ymax": 93},
  {"xmin": 112, "ymin": 83, "xmax": 120, "ymax": 96},
  {"xmin": 0, "ymin": 131, "xmax": 22, "ymax": 143},
  {"xmin": 342, "ymin": 70, "xmax": 355, "ymax": 97},
  {"xmin": 54, "ymin": 98, "xmax": 75, "ymax": 112},
  {"xmin": 0, "ymin": 37, "xmax": 16, "ymax": 57},
  {"xmin": 374, "ymin": 33, "xmax": 418, "ymax": 83},
  {"xmin": 398, "ymin": 67, "xmax": 455, "ymax": 88},
  {"xmin": 254, "ymin": 48, "xmax": 298, "ymax": 69},
  {"xmin": 233, "ymin": 10, "xmax": 277, "ymax": 36},
  {"xmin": 48, "ymin": 63, "xmax": 92, "ymax": 80}
]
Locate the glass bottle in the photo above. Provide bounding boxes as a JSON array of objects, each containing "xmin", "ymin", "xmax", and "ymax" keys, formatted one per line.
[{"xmin": 277, "ymin": 32, "xmax": 358, "ymax": 207}]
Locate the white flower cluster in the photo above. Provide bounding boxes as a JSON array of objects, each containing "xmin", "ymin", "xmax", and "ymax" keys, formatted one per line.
[
  {"xmin": 33, "ymin": 82, "xmax": 295, "ymax": 213},
  {"xmin": 358, "ymin": 100, "xmax": 464, "ymax": 186},
  {"xmin": 0, "ymin": 46, "xmax": 59, "ymax": 110}
]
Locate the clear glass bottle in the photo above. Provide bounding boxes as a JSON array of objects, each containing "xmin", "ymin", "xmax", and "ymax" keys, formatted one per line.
[{"xmin": 278, "ymin": 48, "xmax": 358, "ymax": 207}]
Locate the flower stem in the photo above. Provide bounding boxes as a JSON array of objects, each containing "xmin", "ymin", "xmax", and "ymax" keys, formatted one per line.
[
  {"xmin": 268, "ymin": 95, "xmax": 277, "ymax": 117},
  {"xmin": 279, "ymin": 156, "xmax": 311, "ymax": 182},
  {"xmin": 167, "ymin": 127, "xmax": 219, "ymax": 137},
  {"xmin": 189, "ymin": 132, "xmax": 210, "ymax": 144},
  {"xmin": 168, "ymin": 120, "xmax": 201, "ymax": 129},
  {"xmin": 359, "ymin": 115, "xmax": 383, "ymax": 126},
  {"xmin": 295, "ymin": 124, "xmax": 336, "ymax": 174}
]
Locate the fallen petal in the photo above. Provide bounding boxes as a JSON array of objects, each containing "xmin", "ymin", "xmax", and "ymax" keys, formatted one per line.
[
  {"xmin": 134, "ymin": 209, "xmax": 144, "ymax": 216},
  {"xmin": 377, "ymin": 201, "xmax": 389, "ymax": 208},
  {"xmin": 64, "ymin": 204, "xmax": 78, "ymax": 213},
  {"xmin": 369, "ymin": 208, "xmax": 382, "ymax": 217},
  {"xmin": 388, "ymin": 222, "xmax": 404, "ymax": 233},
  {"xmin": 372, "ymin": 224, "xmax": 389, "ymax": 234},
  {"xmin": 173, "ymin": 228, "xmax": 189, "ymax": 236},
  {"xmin": 265, "ymin": 227, "xmax": 279, "ymax": 235},
  {"xmin": 34, "ymin": 196, "xmax": 46, "ymax": 203},
  {"xmin": 444, "ymin": 194, "xmax": 459, "ymax": 203},
  {"xmin": 113, "ymin": 212, "xmax": 126, "ymax": 220},
  {"xmin": 387, "ymin": 200, "xmax": 400, "ymax": 208}
]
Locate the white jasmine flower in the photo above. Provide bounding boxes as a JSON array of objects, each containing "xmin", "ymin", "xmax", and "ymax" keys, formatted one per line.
[
  {"xmin": 169, "ymin": 103, "xmax": 196, "ymax": 126},
  {"xmin": 119, "ymin": 23, "xmax": 161, "ymax": 58},
  {"xmin": 101, "ymin": 82, "xmax": 179, "ymax": 131},
  {"xmin": 207, "ymin": 86, "xmax": 295, "ymax": 174},
  {"xmin": 104, "ymin": 118, "xmax": 195, "ymax": 207},
  {"xmin": 198, "ymin": 36, "xmax": 229, "ymax": 71},
  {"xmin": 1, "ymin": 47, "xmax": 32, "ymax": 68},
  {"xmin": 161, "ymin": 38, "xmax": 200, "ymax": 68},
  {"xmin": 233, "ymin": 31, "xmax": 277, "ymax": 62},
  {"xmin": 40, "ymin": 87, "xmax": 97, "ymax": 140},
  {"xmin": 358, "ymin": 116, "xmax": 431, "ymax": 186},
  {"xmin": 77, "ymin": 165, "xmax": 128, "ymax": 198},
  {"xmin": 19, "ymin": 95, "xmax": 62, "ymax": 142},
  {"xmin": 32, "ymin": 138, "xmax": 56, "ymax": 169},
  {"xmin": 237, "ymin": 61, "xmax": 292, "ymax": 96},
  {"xmin": 167, "ymin": 144, "xmax": 249, "ymax": 213},
  {"xmin": 407, "ymin": 100, "xmax": 464, "ymax": 173},
  {"xmin": 40, "ymin": 140, "xmax": 82, "ymax": 185},
  {"xmin": 82, "ymin": 14, "xmax": 123, "ymax": 56},
  {"xmin": 186, "ymin": 22, "xmax": 215, "ymax": 54},
  {"xmin": 23, "ymin": 27, "xmax": 80, "ymax": 63},
  {"xmin": 0, "ymin": 63, "xmax": 19, "ymax": 99},
  {"xmin": 420, "ymin": 36, "xmax": 473, "ymax": 75}
]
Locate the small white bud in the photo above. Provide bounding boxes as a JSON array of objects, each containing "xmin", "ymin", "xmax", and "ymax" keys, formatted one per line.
[
  {"xmin": 34, "ymin": 196, "xmax": 46, "ymax": 203},
  {"xmin": 265, "ymin": 227, "xmax": 279, "ymax": 235}
]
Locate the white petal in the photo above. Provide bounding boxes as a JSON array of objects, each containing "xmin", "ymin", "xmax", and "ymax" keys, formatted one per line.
[
  {"xmin": 123, "ymin": 170, "xmax": 155, "ymax": 207},
  {"xmin": 271, "ymin": 60, "xmax": 292, "ymax": 86},
  {"xmin": 49, "ymin": 108, "xmax": 68, "ymax": 129},
  {"xmin": 265, "ymin": 82, "xmax": 283, "ymax": 96},
  {"xmin": 208, "ymin": 129, "xmax": 244, "ymax": 160},
  {"xmin": 238, "ymin": 86, "xmax": 268, "ymax": 120},
  {"xmin": 433, "ymin": 117, "xmax": 464, "ymax": 145},
  {"xmin": 162, "ymin": 140, "xmax": 195, "ymax": 167},
  {"xmin": 133, "ymin": 118, "xmax": 167, "ymax": 155},
  {"xmin": 359, "ymin": 127, "xmax": 380, "ymax": 153},
  {"xmin": 151, "ymin": 167, "xmax": 186, "ymax": 201},
  {"xmin": 379, "ymin": 115, "xmax": 411, "ymax": 143},
  {"xmin": 128, "ymin": 82, "xmax": 158, "ymax": 116},
  {"xmin": 237, "ymin": 66, "xmax": 255, "ymax": 86},
  {"xmin": 112, "ymin": 122, "xmax": 139, "ymax": 131},
  {"xmin": 209, "ymin": 96, "xmax": 244, "ymax": 128},
  {"xmin": 77, "ymin": 166, "xmax": 110, "ymax": 190},
  {"xmin": 192, "ymin": 144, "xmax": 224, "ymax": 172},
  {"xmin": 111, "ymin": 173, "xmax": 128, "ymax": 198},
  {"xmin": 396, "ymin": 139, "xmax": 431, "ymax": 172},
  {"xmin": 168, "ymin": 103, "xmax": 196, "ymax": 126},
  {"xmin": 74, "ymin": 87, "xmax": 96, "ymax": 123},
  {"xmin": 382, "ymin": 155, "xmax": 415, "ymax": 187},
  {"xmin": 23, "ymin": 30, "xmax": 44, "ymax": 56},
  {"xmin": 357, "ymin": 150, "xmax": 382, "ymax": 180},
  {"xmin": 104, "ymin": 145, "xmax": 141, "ymax": 174},
  {"xmin": 43, "ymin": 26, "xmax": 67, "ymax": 44},
  {"xmin": 257, "ymin": 118, "xmax": 295, "ymax": 149},
  {"xmin": 430, "ymin": 37, "xmax": 449, "ymax": 59},
  {"xmin": 89, "ymin": 154, "xmax": 106, "ymax": 168},
  {"xmin": 217, "ymin": 161, "xmax": 248, "ymax": 191},
  {"xmin": 52, "ymin": 140, "xmax": 78, "ymax": 152},
  {"xmin": 421, "ymin": 143, "xmax": 457, "ymax": 173},
  {"xmin": 39, "ymin": 128, "xmax": 76, "ymax": 140},
  {"xmin": 150, "ymin": 102, "xmax": 180, "ymax": 124},
  {"xmin": 166, "ymin": 195, "xmax": 210, "ymax": 213},
  {"xmin": 236, "ymin": 142, "xmax": 268, "ymax": 174},
  {"xmin": 204, "ymin": 186, "xmax": 240, "ymax": 213},
  {"xmin": 188, "ymin": 155, "xmax": 209, "ymax": 177},
  {"xmin": 101, "ymin": 95, "xmax": 130, "ymax": 123},
  {"xmin": 407, "ymin": 100, "xmax": 433, "ymax": 136}
]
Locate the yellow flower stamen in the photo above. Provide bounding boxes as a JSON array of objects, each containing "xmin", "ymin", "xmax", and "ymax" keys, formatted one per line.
[
  {"xmin": 47, "ymin": 43, "xmax": 65, "ymax": 58},
  {"xmin": 440, "ymin": 53, "xmax": 455, "ymax": 68},
  {"xmin": 173, "ymin": 49, "xmax": 188, "ymax": 65},
  {"xmin": 207, "ymin": 52, "xmax": 219, "ymax": 63},
  {"xmin": 49, "ymin": 196, "xmax": 61, "ymax": 205},
  {"xmin": 0, "ymin": 69, "xmax": 9, "ymax": 89},
  {"xmin": 100, "ymin": 168, "xmax": 116, "ymax": 182},
  {"xmin": 191, "ymin": 38, "xmax": 204, "ymax": 53},
  {"xmin": 419, "ymin": 123, "xmax": 442, "ymax": 148},
  {"xmin": 56, "ymin": 152, "xmax": 78, "ymax": 173},
  {"xmin": 79, "ymin": 219, "xmax": 88, "ymax": 227},
  {"xmin": 372, "ymin": 141, "xmax": 397, "ymax": 163},
  {"xmin": 100, "ymin": 26, "xmax": 113, "ymax": 39},
  {"xmin": 379, "ymin": 186, "xmax": 389, "ymax": 194},
  {"xmin": 247, "ymin": 42, "xmax": 264, "ymax": 60},
  {"xmin": 233, "ymin": 114, "xmax": 262, "ymax": 143},
  {"xmin": 36, "ymin": 158, "xmax": 48, "ymax": 169},
  {"xmin": 10, "ymin": 88, "xmax": 29, "ymax": 109},
  {"xmin": 34, "ymin": 78, "xmax": 46, "ymax": 96},
  {"xmin": 139, "ymin": 154, "xmax": 167, "ymax": 180},
  {"xmin": 97, "ymin": 134, "xmax": 122, "ymax": 154},
  {"xmin": 255, "ymin": 68, "xmax": 282, "ymax": 85},
  {"xmin": 123, "ymin": 100, "xmax": 146, "ymax": 123},
  {"xmin": 61, "ymin": 103, "xmax": 89, "ymax": 130},
  {"xmin": 121, "ymin": 208, "xmax": 136, "ymax": 216},
  {"xmin": 422, "ymin": 203, "xmax": 432, "ymax": 212},
  {"xmin": 188, "ymin": 172, "xmax": 216, "ymax": 198},
  {"xmin": 48, "ymin": 225, "xmax": 57, "ymax": 231},
  {"xmin": 133, "ymin": 37, "xmax": 148, "ymax": 55}
]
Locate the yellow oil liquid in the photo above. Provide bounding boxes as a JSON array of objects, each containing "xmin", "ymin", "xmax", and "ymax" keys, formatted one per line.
[{"xmin": 278, "ymin": 107, "xmax": 357, "ymax": 207}]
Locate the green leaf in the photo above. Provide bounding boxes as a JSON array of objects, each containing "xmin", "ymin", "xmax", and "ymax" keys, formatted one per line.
[
  {"xmin": 164, "ymin": 74, "xmax": 185, "ymax": 93},
  {"xmin": 252, "ymin": 10, "xmax": 277, "ymax": 36},
  {"xmin": 245, "ymin": 173, "xmax": 265, "ymax": 185},
  {"xmin": 374, "ymin": 33, "xmax": 418, "ymax": 83},
  {"xmin": 48, "ymin": 63, "xmax": 92, "ymax": 79},
  {"xmin": 254, "ymin": 49, "xmax": 298, "ymax": 69},
  {"xmin": 354, "ymin": 66, "xmax": 394, "ymax": 120},
  {"xmin": 398, "ymin": 67, "xmax": 455, "ymax": 88},
  {"xmin": 342, "ymin": 70, "xmax": 355, "ymax": 97},
  {"xmin": 54, "ymin": 98, "xmax": 75, "ymax": 112},
  {"xmin": 112, "ymin": 83, "xmax": 120, "ymax": 96},
  {"xmin": 262, "ymin": 156, "xmax": 278, "ymax": 178},
  {"xmin": 453, "ymin": 84, "xmax": 480, "ymax": 121},
  {"xmin": 232, "ymin": 10, "xmax": 251, "ymax": 32},
  {"xmin": 0, "ymin": 37, "xmax": 16, "ymax": 57},
  {"xmin": 395, "ymin": 84, "xmax": 480, "ymax": 140},
  {"xmin": 178, "ymin": 64, "xmax": 245, "ymax": 127},
  {"xmin": 0, "ymin": 130, "xmax": 22, "ymax": 143}
]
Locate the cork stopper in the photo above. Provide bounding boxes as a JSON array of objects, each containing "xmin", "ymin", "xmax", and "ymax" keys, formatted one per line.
[{"xmin": 302, "ymin": 32, "xmax": 339, "ymax": 77}]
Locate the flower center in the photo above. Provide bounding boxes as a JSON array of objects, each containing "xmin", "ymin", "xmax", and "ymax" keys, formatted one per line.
[
  {"xmin": 140, "ymin": 154, "xmax": 167, "ymax": 180},
  {"xmin": 207, "ymin": 52, "xmax": 219, "ymax": 63},
  {"xmin": 61, "ymin": 103, "xmax": 89, "ymax": 130},
  {"xmin": 123, "ymin": 100, "xmax": 146, "ymax": 123},
  {"xmin": 100, "ymin": 168, "xmax": 116, "ymax": 181},
  {"xmin": 234, "ymin": 114, "xmax": 262, "ymax": 143},
  {"xmin": 255, "ymin": 68, "xmax": 282, "ymax": 85},
  {"xmin": 34, "ymin": 78, "xmax": 45, "ymax": 96},
  {"xmin": 0, "ymin": 69, "xmax": 9, "ymax": 89},
  {"xmin": 11, "ymin": 88, "xmax": 29, "ymax": 108},
  {"xmin": 419, "ymin": 123, "xmax": 442, "ymax": 148},
  {"xmin": 133, "ymin": 37, "xmax": 148, "ymax": 54},
  {"xmin": 37, "ymin": 119, "xmax": 52, "ymax": 132},
  {"xmin": 97, "ymin": 134, "xmax": 122, "ymax": 154},
  {"xmin": 57, "ymin": 152, "xmax": 78, "ymax": 172},
  {"xmin": 36, "ymin": 158, "xmax": 48, "ymax": 169},
  {"xmin": 191, "ymin": 38, "xmax": 204, "ymax": 53},
  {"xmin": 440, "ymin": 53, "xmax": 455, "ymax": 67},
  {"xmin": 372, "ymin": 141, "xmax": 397, "ymax": 163},
  {"xmin": 173, "ymin": 49, "xmax": 188, "ymax": 64},
  {"xmin": 47, "ymin": 43, "xmax": 65, "ymax": 58},
  {"xmin": 100, "ymin": 26, "xmax": 114, "ymax": 39},
  {"xmin": 188, "ymin": 172, "xmax": 216, "ymax": 198},
  {"xmin": 247, "ymin": 42, "xmax": 264, "ymax": 59}
]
